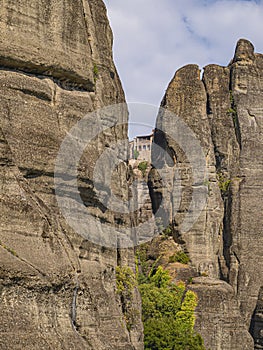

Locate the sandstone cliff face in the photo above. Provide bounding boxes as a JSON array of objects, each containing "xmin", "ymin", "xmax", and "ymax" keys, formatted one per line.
[
  {"xmin": 0, "ymin": 1, "xmax": 143, "ymax": 349},
  {"xmin": 151, "ymin": 39, "xmax": 263, "ymax": 349}
]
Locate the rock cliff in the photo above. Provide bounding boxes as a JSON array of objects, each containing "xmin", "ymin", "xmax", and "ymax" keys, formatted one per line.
[
  {"xmin": 150, "ymin": 39, "xmax": 263, "ymax": 349},
  {"xmin": 1, "ymin": 2, "xmax": 263, "ymax": 349},
  {"xmin": 0, "ymin": 1, "xmax": 143, "ymax": 349}
]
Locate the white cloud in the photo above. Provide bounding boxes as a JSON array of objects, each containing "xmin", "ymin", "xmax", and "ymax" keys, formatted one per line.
[{"xmin": 104, "ymin": 0, "xmax": 263, "ymax": 137}]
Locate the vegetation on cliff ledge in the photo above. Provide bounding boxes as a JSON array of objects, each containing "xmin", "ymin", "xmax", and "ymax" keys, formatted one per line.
[
  {"xmin": 129, "ymin": 245, "xmax": 206, "ymax": 350},
  {"xmin": 138, "ymin": 266, "xmax": 205, "ymax": 349},
  {"xmin": 115, "ymin": 237, "xmax": 206, "ymax": 348},
  {"xmin": 138, "ymin": 161, "xmax": 149, "ymax": 176}
]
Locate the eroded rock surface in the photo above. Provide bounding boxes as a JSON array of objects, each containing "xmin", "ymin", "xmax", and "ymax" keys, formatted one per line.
[
  {"xmin": 150, "ymin": 39, "xmax": 263, "ymax": 349},
  {"xmin": 0, "ymin": 1, "xmax": 143, "ymax": 349}
]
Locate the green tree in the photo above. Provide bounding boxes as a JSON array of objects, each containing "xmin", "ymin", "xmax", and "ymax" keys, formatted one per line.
[
  {"xmin": 116, "ymin": 266, "xmax": 136, "ymax": 298},
  {"xmin": 93, "ymin": 63, "xmax": 99, "ymax": 82},
  {"xmin": 168, "ymin": 251, "xmax": 190, "ymax": 264},
  {"xmin": 115, "ymin": 266, "xmax": 139, "ymax": 331},
  {"xmin": 138, "ymin": 266, "xmax": 206, "ymax": 350},
  {"xmin": 138, "ymin": 161, "xmax": 148, "ymax": 176},
  {"xmin": 133, "ymin": 149, "xmax": 139, "ymax": 160}
]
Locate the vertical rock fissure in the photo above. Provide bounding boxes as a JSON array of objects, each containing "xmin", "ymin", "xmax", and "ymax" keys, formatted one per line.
[
  {"xmin": 229, "ymin": 71, "xmax": 242, "ymax": 150},
  {"xmin": 249, "ymin": 286, "xmax": 263, "ymax": 349},
  {"xmin": 222, "ymin": 191, "xmax": 233, "ymax": 281},
  {"xmin": 71, "ymin": 275, "xmax": 80, "ymax": 331},
  {"xmin": 81, "ymin": 0, "xmax": 93, "ymax": 55},
  {"xmin": 201, "ymin": 75, "xmax": 230, "ymax": 281}
]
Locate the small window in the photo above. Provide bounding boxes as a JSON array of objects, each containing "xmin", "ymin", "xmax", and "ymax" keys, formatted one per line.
[
  {"xmin": 147, "ymin": 145, "xmax": 150, "ymax": 150},
  {"xmin": 139, "ymin": 145, "xmax": 142, "ymax": 151},
  {"xmin": 143, "ymin": 145, "xmax": 146, "ymax": 150}
]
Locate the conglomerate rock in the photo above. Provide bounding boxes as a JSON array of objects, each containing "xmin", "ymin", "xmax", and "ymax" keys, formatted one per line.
[
  {"xmin": 0, "ymin": 1, "xmax": 143, "ymax": 349},
  {"xmin": 1, "ymin": 2, "xmax": 263, "ymax": 350},
  {"xmin": 150, "ymin": 39, "xmax": 263, "ymax": 349}
]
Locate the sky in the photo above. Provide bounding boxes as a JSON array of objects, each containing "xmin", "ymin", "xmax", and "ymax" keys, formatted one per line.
[{"xmin": 103, "ymin": 0, "xmax": 263, "ymax": 138}]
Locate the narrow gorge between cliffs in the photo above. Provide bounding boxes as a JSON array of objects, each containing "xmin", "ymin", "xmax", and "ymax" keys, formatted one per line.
[{"xmin": 0, "ymin": 1, "xmax": 262, "ymax": 350}]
